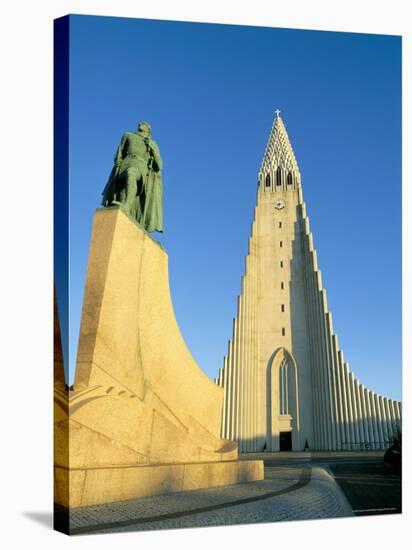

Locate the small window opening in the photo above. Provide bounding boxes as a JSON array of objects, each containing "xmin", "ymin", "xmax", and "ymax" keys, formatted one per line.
[
  {"xmin": 276, "ymin": 167, "xmax": 282, "ymax": 186},
  {"xmin": 281, "ymin": 282, "xmax": 284, "ymax": 289},
  {"xmin": 282, "ymin": 328, "xmax": 286, "ymax": 336},
  {"xmin": 279, "ymin": 222, "xmax": 282, "ymax": 228},
  {"xmin": 281, "ymin": 304, "xmax": 285, "ymax": 312},
  {"xmin": 287, "ymin": 172, "xmax": 293, "ymax": 186},
  {"xmin": 265, "ymin": 174, "xmax": 271, "ymax": 188},
  {"xmin": 280, "ymin": 261, "xmax": 283, "ymax": 268},
  {"xmin": 280, "ymin": 241, "xmax": 283, "ymax": 248}
]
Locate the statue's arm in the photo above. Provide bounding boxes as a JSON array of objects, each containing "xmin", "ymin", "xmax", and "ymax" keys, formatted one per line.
[
  {"xmin": 114, "ymin": 134, "xmax": 128, "ymax": 166},
  {"xmin": 149, "ymin": 140, "xmax": 163, "ymax": 171}
]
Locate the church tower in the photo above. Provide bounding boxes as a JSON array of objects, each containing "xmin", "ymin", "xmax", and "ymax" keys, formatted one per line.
[{"xmin": 215, "ymin": 112, "xmax": 401, "ymax": 452}]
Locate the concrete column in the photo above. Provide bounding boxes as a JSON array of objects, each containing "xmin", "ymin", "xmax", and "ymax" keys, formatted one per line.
[
  {"xmin": 250, "ymin": 248, "xmax": 255, "ymax": 451},
  {"xmin": 314, "ymin": 276, "xmax": 329, "ymax": 450},
  {"xmin": 373, "ymin": 394, "xmax": 384, "ymax": 450},
  {"xmin": 251, "ymin": 233, "xmax": 257, "ymax": 451},
  {"xmin": 252, "ymin": 235, "xmax": 257, "ymax": 452},
  {"xmin": 394, "ymin": 401, "xmax": 401, "ymax": 427},
  {"xmin": 230, "ymin": 336, "xmax": 237, "ymax": 442},
  {"xmin": 383, "ymin": 398, "xmax": 393, "ymax": 443},
  {"xmin": 386, "ymin": 399, "xmax": 393, "ymax": 439},
  {"xmin": 338, "ymin": 352, "xmax": 350, "ymax": 450},
  {"xmin": 254, "ymin": 232, "xmax": 259, "ymax": 451},
  {"xmin": 241, "ymin": 282, "xmax": 248, "ymax": 451},
  {"xmin": 359, "ymin": 382, "xmax": 368, "ymax": 449},
  {"xmin": 359, "ymin": 384, "xmax": 370, "ymax": 448},
  {"xmin": 327, "ymin": 315, "xmax": 341, "ymax": 450},
  {"xmin": 344, "ymin": 364, "xmax": 355, "ymax": 450},
  {"xmin": 354, "ymin": 378, "xmax": 364, "ymax": 448},
  {"xmin": 305, "ymin": 246, "xmax": 319, "ymax": 449},
  {"xmin": 389, "ymin": 400, "xmax": 398, "ymax": 435},
  {"xmin": 244, "ymin": 263, "xmax": 250, "ymax": 452},
  {"xmin": 332, "ymin": 335, "xmax": 345, "ymax": 449},
  {"xmin": 307, "ymin": 247, "xmax": 321, "ymax": 450},
  {"xmin": 221, "ymin": 357, "xmax": 227, "ymax": 438},
  {"xmin": 366, "ymin": 391, "xmax": 375, "ymax": 449},
  {"xmin": 248, "ymin": 251, "xmax": 253, "ymax": 452},
  {"xmin": 255, "ymin": 222, "xmax": 260, "ymax": 451},
  {"xmin": 319, "ymin": 289, "xmax": 333, "ymax": 450},
  {"xmin": 226, "ymin": 338, "xmax": 234, "ymax": 440},
  {"xmin": 369, "ymin": 391, "xmax": 380, "ymax": 450},
  {"xmin": 248, "ymin": 250, "xmax": 254, "ymax": 453},
  {"xmin": 232, "ymin": 312, "xmax": 240, "ymax": 442},
  {"xmin": 242, "ymin": 274, "xmax": 247, "ymax": 451},
  {"xmin": 349, "ymin": 372, "xmax": 360, "ymax": 448},
  {"xmin": 228, "ymin": 339, "xmax": 234, "ymax": 440},
  {"xmin": 322, "ymin": 307, "xmax": 336, "ymax": 450},
  {"xmin": 363, "ymin": 388, "xmax": 374, "ymax": 450},
  {"xmin": 384, "ymin": 396, "xmax": 392, "ymax": 447},
  {"xmin": 312, "ymin": 249, "xmax": 325, "ymax": 450},
  {"xmin": 243, "ymin": 280, "xmax": 249, "ymax": 451},
  {"xmin": 317, "ymin": 300, "xmax": 329, "ymax": 448},
  {"xmin": 222, "ymin": 361, "xmax": 228, "ymax": 436},
  {"xmin": 378, "ymin": 395, "xmax": 389, "ymax": 448},
  {"xmin": 238, "ymin": 291, "xmax": 245, "ymax": 451}
]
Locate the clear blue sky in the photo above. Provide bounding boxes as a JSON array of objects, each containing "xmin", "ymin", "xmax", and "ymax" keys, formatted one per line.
[{"xmin": 61, "ymin": 15, "xmax": 401, "ymax": 400}]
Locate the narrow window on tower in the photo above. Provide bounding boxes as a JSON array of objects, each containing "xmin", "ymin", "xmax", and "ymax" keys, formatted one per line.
[
  {"xmin": 280, "ymin": 241, "xmax": 283, "ymax": 248},
  {"xmin": 281, "ymin": 304, "xmax": 285, "ymax": 312},
  {"xmin": 279, "ymin": 222, "xmax": 282, "ymax": 228},
  {"xmin": 287, "ymin": 172, "xmax": 293, "ymax": 186},
  {"xmin": 280, "ymin": 260, "xmax": 283, "ymax": 268},
  {"xmin": 265, "ymin": 174, "xmax": 271, "ymax": 188},
  {"xmin": 276, "ymin": 167, "xmax": 282, "ymax": 186},
  {"xmin": 281, "ymin": 282, "xmax": 284, "ymax": 289},
  {"xmin": 282, "ymin": 328, "xmax": 286, "ymax": 336}
]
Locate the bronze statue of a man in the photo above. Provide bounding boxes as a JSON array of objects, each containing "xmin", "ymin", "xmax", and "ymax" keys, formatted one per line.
[{"xmin": 102, "ymin": 121, "xmax": 163, "ymax": 233}]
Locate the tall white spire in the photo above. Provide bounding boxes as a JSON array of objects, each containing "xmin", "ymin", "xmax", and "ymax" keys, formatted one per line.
[
  {"xmin": 215, "ymin": 112, "xmax": 401, "ymax": 453},
  {"xmin": 259, "ymin": 112, "xmax": 301, "ymax": 187}
]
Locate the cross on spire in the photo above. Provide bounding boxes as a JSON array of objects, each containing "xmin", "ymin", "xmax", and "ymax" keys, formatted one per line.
[{"xmin": 275, "ymin": 108, "xmax": 281, "ymax": 118}]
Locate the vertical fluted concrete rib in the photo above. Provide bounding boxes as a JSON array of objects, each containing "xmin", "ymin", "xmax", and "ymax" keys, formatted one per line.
[{"xmin": 215, "ymin": 112, "xmax": 401, "ymax": 451}]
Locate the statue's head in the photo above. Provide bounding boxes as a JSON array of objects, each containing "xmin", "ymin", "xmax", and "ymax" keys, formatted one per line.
[{"xmin": 137, "ymin": 121, "xmax": 152, "ymax": 137}]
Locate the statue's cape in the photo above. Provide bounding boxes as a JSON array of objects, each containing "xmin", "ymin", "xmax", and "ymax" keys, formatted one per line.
[
  {"xmin": 142, "ymin": 170, "xmax": 163, "ymax": 233},
  {"xmin": 101, "ymin": 165, "xmax": 119, "ymax": 206}
]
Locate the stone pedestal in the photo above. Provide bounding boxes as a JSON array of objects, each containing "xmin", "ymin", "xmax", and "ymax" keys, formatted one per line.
[{"xmin": 54, "ymin": 207, "xmax": 263, "ymax": 509}]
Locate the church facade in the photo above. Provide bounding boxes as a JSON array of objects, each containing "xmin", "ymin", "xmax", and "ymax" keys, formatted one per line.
[{"xmin": 215, "ymin": 113, "xmax": 401, "ymax": 452}]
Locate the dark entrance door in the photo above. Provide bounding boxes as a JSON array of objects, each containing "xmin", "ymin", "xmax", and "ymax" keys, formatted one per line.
[{"xmin": 279, "ymin": 431, "xmax": 292, "ymax": 451}]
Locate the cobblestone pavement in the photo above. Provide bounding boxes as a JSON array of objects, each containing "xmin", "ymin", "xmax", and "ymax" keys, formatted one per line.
[{"xmin": 68, "ymin": 464, "xmax": 353, "ymax": 535}]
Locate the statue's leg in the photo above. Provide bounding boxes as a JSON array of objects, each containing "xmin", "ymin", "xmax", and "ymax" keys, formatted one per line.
[{"xmin": 123, "ymin": 167, "xmax": 141, "ymax": 217}]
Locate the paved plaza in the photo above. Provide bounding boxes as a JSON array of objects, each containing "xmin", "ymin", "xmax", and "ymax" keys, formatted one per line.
[
  {"xmin": 63, "ymin": 453, "xmax": 372, "ymax": 535},
  {"xmin": 59, "ymin": 452, "xmax": 401, "ymax": 535}
]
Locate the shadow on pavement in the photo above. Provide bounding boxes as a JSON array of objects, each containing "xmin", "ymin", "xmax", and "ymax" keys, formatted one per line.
[{"xmin": 328, "ymin": 461, "xmax": 401, "ymax": 516}]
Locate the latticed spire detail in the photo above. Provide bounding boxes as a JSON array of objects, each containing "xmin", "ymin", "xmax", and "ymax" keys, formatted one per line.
[{"xmin": 259, "ymin": 113, "xmax": 301, "ymax": 190}]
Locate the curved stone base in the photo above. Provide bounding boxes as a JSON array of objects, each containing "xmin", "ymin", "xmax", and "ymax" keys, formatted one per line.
[{"xmin": 55, "ymin": 460, "xmax": 263, "ymax": 508}]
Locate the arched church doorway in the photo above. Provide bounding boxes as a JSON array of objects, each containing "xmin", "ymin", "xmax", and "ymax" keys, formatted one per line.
[{"xmin": 266, "ymin": 348, "xmax": 300, "ymax": 451}]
